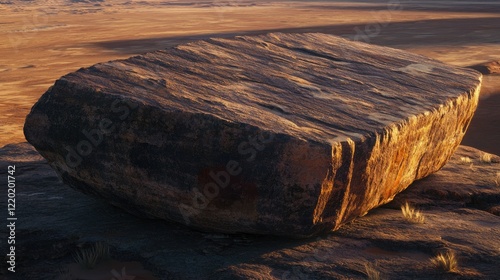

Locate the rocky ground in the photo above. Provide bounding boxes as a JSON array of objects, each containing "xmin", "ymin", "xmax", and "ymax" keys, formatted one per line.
[{"xmin": 0, "ymin": 143, "xmax": 499, "ymax": 279}]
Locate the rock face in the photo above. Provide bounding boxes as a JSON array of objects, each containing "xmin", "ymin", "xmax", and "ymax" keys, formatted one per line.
[{"xmin": 24, "ymin": 33, "xmax": 482, "ymax": 237}]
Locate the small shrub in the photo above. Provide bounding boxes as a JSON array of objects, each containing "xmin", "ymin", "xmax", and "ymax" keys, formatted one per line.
[
  {"xmin": 459, "ymin": 157, "xmax": 472, "ymax": 164},
  {"xmin": 401, "ymin": 202, "xmax": 425, "ymax": 224},
  {"xmin": 73, "ymin": 242, "xmax": 110, "ymax": 269},
  {"xmin": 480, "ymin": 152, "xmax": 493, "ymax": 163},
  {"xmin": 364, "ymin": 262, "xmax": 381, "ymax": 280},
  {"xmin": 468, "ymin": 163, "xmax": 476, "ymax": 171},
  {"xmin": 431, "ymin": 251, "xmax": 458, "ymax": 272}
]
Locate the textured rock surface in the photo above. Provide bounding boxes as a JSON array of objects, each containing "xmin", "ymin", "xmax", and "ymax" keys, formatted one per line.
[
  {"xmin": 468, "ymin": 60, "xmax": 500, "ymax": 75},
  {"xmin": 24, "ymin": 33, "xmax": 481, "ymax": 237},
  {"xmin": 1, "ymin": 143, "xmax": 499, "ymax": 279}
]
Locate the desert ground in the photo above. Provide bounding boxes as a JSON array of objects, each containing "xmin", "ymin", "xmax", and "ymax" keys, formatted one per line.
[{"xmin": 1, "ymin": 0, "xmax": 499, "ymax": 279}]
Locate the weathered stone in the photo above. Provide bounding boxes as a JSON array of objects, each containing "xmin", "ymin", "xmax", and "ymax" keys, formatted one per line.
[
  {"xmin": 467, "ymin": 60, "xmax": 500, "ymax": 75},
  {"xmin": 24, "ymin": 33, "xmax": 481, "ymax": 237}
]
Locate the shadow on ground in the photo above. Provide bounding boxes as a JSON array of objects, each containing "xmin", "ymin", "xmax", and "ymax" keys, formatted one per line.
[{"xmin": 90, "ymin": 17, "xmax": 500, "ymax": 55}]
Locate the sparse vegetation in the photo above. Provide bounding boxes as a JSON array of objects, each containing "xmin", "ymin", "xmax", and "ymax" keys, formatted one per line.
[
  {"xmin": 480, "ymin": 152, "xmax": 493, "ymax": 163},
  {"xmin": 459, "ymin": 156, "xmax": 476, "ymax": 170},
  {"xmin": 73, "ymin": 242, "xmax": 110, "ymax": 269},
  {"xmin": 364, "ymin": 262, "xmax": 381, "ymax": 280},
  {"xmin": 468, "ymin": 163, "xmax": 476, "ymax": 171},
  {"xmin": 431, "ymin": 251, "xmax": 458, "ymax": 272},
  {"xmin": 401, "ymin": 202, "xmax": 425, "ymax": 224},
  {"xmin": 460, "ymin": 156, "xmax": 472, "ymax": 164}
]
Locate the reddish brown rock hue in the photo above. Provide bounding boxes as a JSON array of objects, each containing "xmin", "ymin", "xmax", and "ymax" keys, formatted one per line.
[
  {"xmin": 24, "ymin": 33, "xmax": 481, "ymax": 237},
  {"xmin": 467, "ymin": 60, "xmax": 500, "ymax": 75}
]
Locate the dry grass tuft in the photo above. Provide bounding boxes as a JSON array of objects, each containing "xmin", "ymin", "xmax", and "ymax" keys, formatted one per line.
[
  {"xmin": 495, "ymin": 172, "xmax": 500, "ymax": 187},
  {"xmin": 364, "ymin": 262, "xmax": 381, "ymax": 280},
  {"xmin": 459, "ymin": 156, "xmax": 472, "ymax": 164},
  {"xmin": 401, "ymin": 202, "xmax": 425, "ymax": 224},
  {"xmin": 480, "ymin": 152, "xmax": 493, "ymax": 163},
  {"xmin": 431, "ymin": 251, "xmax": 458, "ymax": 272},
  {"xmin": 73, "ymin": 242, "xmax": 110, "ymax": 269}
]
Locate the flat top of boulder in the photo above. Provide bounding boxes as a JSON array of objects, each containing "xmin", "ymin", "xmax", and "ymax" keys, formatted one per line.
[{"xmin": 59, "ymin": 33, "xmax": 481, "ymax": 143}]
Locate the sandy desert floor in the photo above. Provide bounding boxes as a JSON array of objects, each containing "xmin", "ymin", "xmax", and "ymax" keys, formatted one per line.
[{"xmin": 0, "ymin": 0, "xmax": 500, "ymax": 154}]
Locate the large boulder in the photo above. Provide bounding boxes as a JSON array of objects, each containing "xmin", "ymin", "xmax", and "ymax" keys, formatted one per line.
[{"xmin": 24, "ymin": 33, "xmax": 481, "ymax": 237}]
